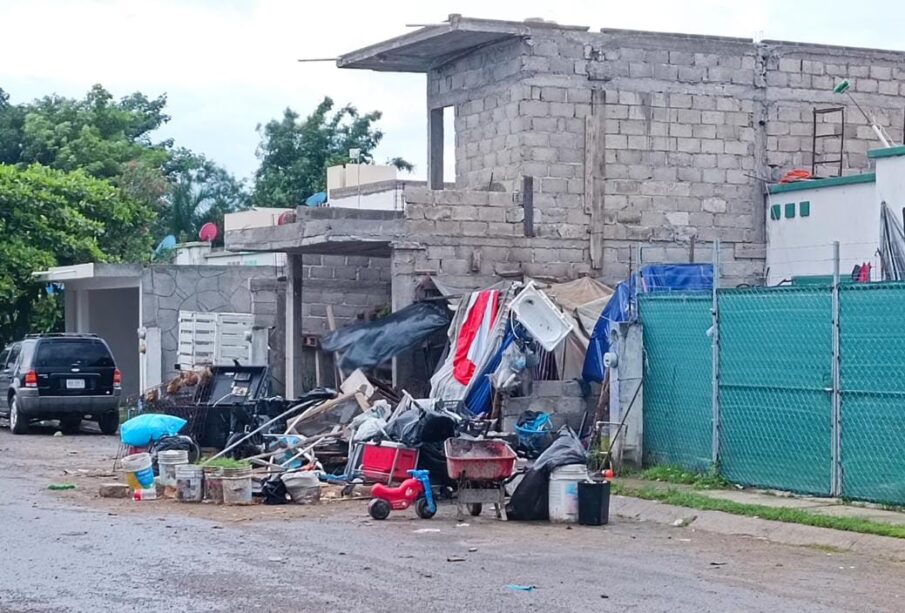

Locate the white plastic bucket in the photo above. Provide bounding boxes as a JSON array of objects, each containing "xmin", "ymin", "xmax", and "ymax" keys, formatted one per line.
[
  {"xmin": 121, "ymin": 452, "xmax": 156, "ymax": 500},
  {"xmin": 282, "ymin": 471, "xmax": 321, "ymax": 505},
  {"xmin": 548, "ymin": 464, "xmax": 588, "ymax": 523},
  {"xmin": 158, "ymin": 450, "xmax": 189, "ymax": 496},
  {"xmin": 221, "ymin": 469, "xmax": 253, "ymax": 506},
  {"xmin": 203, "ymin": 466, "xmax": 224, "ymax": 504},
  {"xmin": 175, "ymin": 464, "xmax": 203, "ymax": 502}
]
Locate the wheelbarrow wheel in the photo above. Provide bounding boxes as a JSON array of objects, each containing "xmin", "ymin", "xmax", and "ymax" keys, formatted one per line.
[
  {"xmin": 369, "ymin": 498, "xmax": 391, "ymax": 520},
  {"xmin": 415, "ymin": 497, "xmax": 436, "ymax": 519},
  {"xmin": 467, "ymin": 503, "xmax": 483, "ymax": 517}
]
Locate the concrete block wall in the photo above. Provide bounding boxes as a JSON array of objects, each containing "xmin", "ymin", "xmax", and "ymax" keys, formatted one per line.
[
  {"xmin": 250, "ymin": 277, "xmax": 285, "ymax": 395},
  {"xmin": 299, "ymin": 254, "xmax": 391, "ymax": 334},
  {"xmin": 427, "ymin": 26, "xmax": 905, "ymax": 286},
  {"xmin": 396, "ymin": 186, "xmax": 591, "ymax": 307}
]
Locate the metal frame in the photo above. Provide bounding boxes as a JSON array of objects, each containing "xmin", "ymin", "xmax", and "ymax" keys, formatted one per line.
[
  {"xmin": 711, "ymin": 240, "xmax": 721, "ymax": 465},
  {"xmin": 811, "ymin": 107, "xmax": 845, "ymax": 178},
  {"xmin": 830, "ymin": 241, "xmax": 842, "ymax": 496}
]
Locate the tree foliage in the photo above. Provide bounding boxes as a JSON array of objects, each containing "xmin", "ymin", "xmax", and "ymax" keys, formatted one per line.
[
  {"xmin": 253, "ymin": 97, "xmax": 411, "ymax": 207},
  {"xmin": 0, "ymin": 164, "xmax": 156, "ymax": 344},
  {"xmin": 160, "ymin": 148, "xmax": 250, "ymax": 242}
]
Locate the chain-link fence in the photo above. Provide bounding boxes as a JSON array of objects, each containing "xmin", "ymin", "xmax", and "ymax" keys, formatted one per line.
[
  {"xmin": 718, "ymin": 286, "xmax": 833, "ymax": 495},
  {"xmin": 637, "ymin": 245, "xmax": 905, "ymax": 505},
  {"xmin": 840, "ymin": 283, "xmax": 905, "ymax": 504},
  {"xmin": 639, "ymin": 293, "xmax": 712, "ymax": 472}
]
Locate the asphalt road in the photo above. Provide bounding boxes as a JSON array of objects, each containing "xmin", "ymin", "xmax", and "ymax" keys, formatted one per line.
[{"xmin": 0, "ymin": 426, "xmax": 903, "ymax": 612}]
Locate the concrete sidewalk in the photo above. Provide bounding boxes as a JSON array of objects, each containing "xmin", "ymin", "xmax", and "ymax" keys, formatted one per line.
[{"xmin": 617, "ymin": 478, "xmax": 905, "ymax": 527}]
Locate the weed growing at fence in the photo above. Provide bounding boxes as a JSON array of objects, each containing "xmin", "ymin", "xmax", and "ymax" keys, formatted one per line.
[
  {"xmin": 613, "ymin": 484, "xmax": 905, "ymax": 540},
  {"xmin": 637, "ymin": 465, "xmax": 730, "ymax": 490}
]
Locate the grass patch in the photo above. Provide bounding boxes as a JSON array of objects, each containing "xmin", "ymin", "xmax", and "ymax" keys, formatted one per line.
[
  {"xmin": 636, "ymin": 465, "xmax": 730, "ymax": 490},
  {"xmin": 201, "ymin": 457, "xmax": 250, "ymax": 469},
  {"xmin": 613, "ymin": 483, "xmax": 905, "ymax": 540}
]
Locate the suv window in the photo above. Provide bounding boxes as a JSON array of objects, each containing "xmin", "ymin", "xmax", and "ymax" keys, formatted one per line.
[
  {"xmin": 33, "ymin": 339, "xmax": 114, "ymax": 368},
  {"xmin": 6, "ymin": 343, "xmax": 21, "ymax": 370}
]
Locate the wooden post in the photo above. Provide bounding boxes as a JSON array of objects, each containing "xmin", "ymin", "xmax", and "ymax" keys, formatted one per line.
[{"xmin": 522, "ymin": 175, "xmax": 535, "ymax": 238}]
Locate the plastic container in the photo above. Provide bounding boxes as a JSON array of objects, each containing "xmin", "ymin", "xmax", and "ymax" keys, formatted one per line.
[
  {"xmin": 221, "ymin": 468, "xmax": 253, "ymax": 505},
  {"xmin": 158, "ymin": 449, "xmax": 189, "ymax": 497},
  {"xmin": 175, "ymin": 464, "xmax": 203, "ymax": 502},
  {"xmin": 548, "ymin": 464, "xmax": 588, "ymax": 523},
  {"xmin": 282, "ymin": 471, "xmax": 321, "ymax": 504},
  {"xmin": 203, "ymin": 466, "xmax": 224, "ymax": 504},
  {"xmin": 578, "ymin": 481, "xmax": 610, "ymax": 526},
  {"xmin": 121, "ymin": 452, "xmax": 156, "ymax": 500},
  {"xmin": 360, "ymin": 442, "xmax": 419, "ymax": 484}
]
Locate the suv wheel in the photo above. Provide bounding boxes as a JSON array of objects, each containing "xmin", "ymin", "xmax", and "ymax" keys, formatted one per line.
[
  {"xmin": 97, "ymin": 411, "xmax": 119, "ymax": 435},
  {"xmin": 9, "ymin": 396, "xmax": 29, "ymax": 435}
]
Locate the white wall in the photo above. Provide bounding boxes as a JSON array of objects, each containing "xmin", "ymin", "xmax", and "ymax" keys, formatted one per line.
[
  {"xmin": 766, "ymin": 180, "xmax": 878, "ymax": 285},
  {"xmin": 329, "ymin": 187, "xmax": 404, "ymax": 211},
  {"xmin": 224, "ymin": 208, "xmax": 292, "ymax": 231},
  {"xmin": 326, "ymin": 164, "xmax": 395, "ymax": 191}
]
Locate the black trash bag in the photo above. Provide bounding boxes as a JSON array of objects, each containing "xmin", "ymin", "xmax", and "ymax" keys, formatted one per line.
[
  {"xmin": 506, "ymin": 427, "xmax": 587, "ymax": 521},
  {"xmin": 149, "ymin": 435, "xmax": 201, "ymax": 475},
  {"xmin": 320, "ymin": 301, "xmax": 452, "ymax": 370},
  {"xmin": 261, "ymin": 477, "xmax": 290, "ymax": 505},
  {"xmin": 418, "ymin": 441, "xmax": 457, "ymax": 489}
]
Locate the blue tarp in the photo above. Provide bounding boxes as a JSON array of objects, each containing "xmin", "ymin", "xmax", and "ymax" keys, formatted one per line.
[
  {"xmin": 305, "ymin": 191, "xmax": 327, "ymax": 206},
  {"xmin": 582, "ymin": 263, "xmax": 712, "ymax": 383}
]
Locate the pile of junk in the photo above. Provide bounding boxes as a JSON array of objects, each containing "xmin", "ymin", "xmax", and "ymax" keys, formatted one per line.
[{"xmin": 112, "ymin": 267, "xmax": 711, "ymax": 525}]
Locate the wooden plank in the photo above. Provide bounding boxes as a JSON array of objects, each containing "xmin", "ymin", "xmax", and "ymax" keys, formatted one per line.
[
  {"xmin": 586, "ymin": 91, "xmax": 606, "ymax": 270},
  {"xmin": 522, "ymin": 176, "xmax": 535, "ymax": 238}
]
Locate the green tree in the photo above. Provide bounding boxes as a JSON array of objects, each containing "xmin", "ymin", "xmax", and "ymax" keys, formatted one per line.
[
  {"xmin": 253, "ymin": 97, "xmax": 411, "ymax": 207},
  {"xmin": 0, "ymin": 164, "xmax": 156, "ymax": 344},
  {"xmin": 159, "ymin": 148, "xmax": 250, "ymax": 242}
]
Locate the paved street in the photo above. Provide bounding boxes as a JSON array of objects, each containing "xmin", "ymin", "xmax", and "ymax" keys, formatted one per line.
[{"xmin": 1, "ymin": 427, "xmax": 903, "ymax": 612}]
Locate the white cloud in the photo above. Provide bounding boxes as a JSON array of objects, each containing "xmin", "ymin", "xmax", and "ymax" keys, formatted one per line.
[{"xmin": 1, "ymin": 0, "xmax": 903, "ymax": 183}]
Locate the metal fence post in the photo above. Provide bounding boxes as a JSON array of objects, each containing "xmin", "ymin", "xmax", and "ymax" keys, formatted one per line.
[
  {"xmin": 711, "ymin": 240, "xmax": 721, "ymax": 466},
  {"xmin": 831, "ymin": 241, "xmax": 842, "ymax": 497}
]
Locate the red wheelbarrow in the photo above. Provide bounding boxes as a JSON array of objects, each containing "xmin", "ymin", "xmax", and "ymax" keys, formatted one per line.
[{"xmin": 444, "ymin": 438, "xmax": 517, "ymax": 521}]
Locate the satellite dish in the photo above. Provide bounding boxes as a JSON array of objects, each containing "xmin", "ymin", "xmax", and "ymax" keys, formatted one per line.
[
  {"xmin": 199, "ymin": 222, "xmax": 218, "ymax": 242},
  {"xmin": 154, "ymin": 235, "xmax": 177, "ymax": 256}
]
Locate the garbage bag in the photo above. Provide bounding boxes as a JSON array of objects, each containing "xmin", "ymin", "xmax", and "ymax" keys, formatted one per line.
[
  {"xmin": 120, "ymin": 413, "xmax": 187, "ymax": 447},
  {"xmin": 506, "ymin": 427, "xmax": 587, "ymax": 521},
  {"xmin": 149, "ymin": 435, "xmax": 201, "ymax": 475},
  {"xmin": 321, "ymin": 301, "xmax": 452, "ymax": 370},
  {"xmin": 261, "ymin": 477, "xmax": 290, "ymax": 505},
  {"xmin": 514, "ymin": 411, "xmax": 553, "ymax": 459}
]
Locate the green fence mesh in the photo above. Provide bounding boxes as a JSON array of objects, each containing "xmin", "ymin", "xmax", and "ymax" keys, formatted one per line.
[
  {"xmin": 639, "ymin": 293, "xmax": 713, "ymax": 471},
  {"xmin": 840, "ymin": 284, "xmax": 905, "ymax": 504},
  {"xmin": 717, "ymin": 287, "xmax": 833, "ymax": 495}
]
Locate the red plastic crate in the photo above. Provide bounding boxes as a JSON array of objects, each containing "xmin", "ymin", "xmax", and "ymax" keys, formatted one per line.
[{"xmin": 360, "ymin": 442, "xmax": 419, "ymax": 484}]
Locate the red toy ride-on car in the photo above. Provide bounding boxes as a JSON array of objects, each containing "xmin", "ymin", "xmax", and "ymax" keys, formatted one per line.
[{"xmin": 368, "ymin": 469, "xmax": 437, "ymax": 520}]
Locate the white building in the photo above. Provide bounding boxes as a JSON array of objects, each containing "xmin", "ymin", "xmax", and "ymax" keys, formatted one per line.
[{"xmin": 766, "ymin": 146, "xmax": 905, "ymax": 285}]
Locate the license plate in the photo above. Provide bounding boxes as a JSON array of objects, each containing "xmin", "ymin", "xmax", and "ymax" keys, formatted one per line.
[{"xmin": 66, "ymin": 379, "xmax": 86, "ymax": 390}]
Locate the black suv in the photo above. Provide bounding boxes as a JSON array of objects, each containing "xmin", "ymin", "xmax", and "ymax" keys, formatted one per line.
[{"xmin": 0, "ymin": 334, "xmax": 121, "ymax": 435}]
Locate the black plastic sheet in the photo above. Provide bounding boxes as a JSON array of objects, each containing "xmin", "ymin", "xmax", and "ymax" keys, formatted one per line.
[
  {"xmin": 321, "ymin": 301, "xmax": 451, "ymax": 370},
  {"xmin": 506, "ymin": 427, "xmax": 587, "ymax": 521}
]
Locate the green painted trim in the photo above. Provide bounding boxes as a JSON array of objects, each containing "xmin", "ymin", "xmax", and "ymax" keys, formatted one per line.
[
  {"xmin": 770, "ymin": 204, "xmax": 781, "ymax": 220},
  {"xmin": 868, "ymin": 145, "xmax": 905, "ymax": 159},
  {"xmin": 784, "ymin": 202, "xmax": 796, "ymax": 218},
  {"xmin": 799, "ymin": 201, "xmax": 810, "ymax": 217},
  {"xmin": 768, "ymin": 173, "xmax": 875, "ymax": 194}
]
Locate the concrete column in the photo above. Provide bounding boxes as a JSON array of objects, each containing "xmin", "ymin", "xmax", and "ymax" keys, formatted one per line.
[
  {"xmin": 285, "ymin": 253, "xmax": 303, "ymax": 398},
  {"xmin": 64, "ymin": 287, "xmax": 77, "ymax": 332},
  {"xmin": 75, "ymin": 289, "xmax": 90, "ymax": 332}
]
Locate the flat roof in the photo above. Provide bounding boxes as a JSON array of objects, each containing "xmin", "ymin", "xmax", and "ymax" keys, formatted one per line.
[
  {"xmin": 768, "ymin": 173, "xmax": 876, "ymax": 195},
  {"xmin": 32, "ymin": 263, "xmax": 142, "ymax": 283},
  {"xmin": 336, "ymin": 15, "xmax": 587, "ymax": 72}
]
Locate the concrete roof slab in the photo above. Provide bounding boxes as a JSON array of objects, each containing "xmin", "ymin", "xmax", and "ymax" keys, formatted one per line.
[{"xmin": 337, "ymin": 15, "xmax": 588, "ymax": 72}]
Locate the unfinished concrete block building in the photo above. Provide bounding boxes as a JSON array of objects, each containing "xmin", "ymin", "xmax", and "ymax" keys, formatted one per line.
[{"xmin": 229, "ymin": 16, "xmax": 905, "ymax": 395}]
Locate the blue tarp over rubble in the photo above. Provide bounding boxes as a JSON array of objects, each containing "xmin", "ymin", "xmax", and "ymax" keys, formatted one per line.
[{"xmin": 582, "ymin": 263, "xmax": 713, "ymax": 383}]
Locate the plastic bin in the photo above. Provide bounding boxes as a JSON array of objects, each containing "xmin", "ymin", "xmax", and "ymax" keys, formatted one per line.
[
  {"xmin": 578, "ymin": 480, "xmax": 610, "ymax": 526},
  {"xmin": 360, "ymin": 442, "xmax": 419, "ymax": 484}
]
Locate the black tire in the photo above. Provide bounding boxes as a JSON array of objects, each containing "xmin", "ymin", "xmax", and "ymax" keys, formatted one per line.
[
  {"xmin": 369, "ymin": 498, "xmax": 391, "ymax": 520},
  {"xmin": 97, "ymin": 411, "xmax": 119, "ymax": 435},
  {"xmin": 415, "ymin": 497, "xmax": 436, "ymax": 520},
  {"xmin": 60, "ymin": 415, "xmax": 82, "ymax": 434},
  {"xmin": 9, "ymin": 396, "xmax": 28, "ymax": 435},
  {"xmin": 467, "ymin": 503, "xmax": 483, "ymax": 517}
]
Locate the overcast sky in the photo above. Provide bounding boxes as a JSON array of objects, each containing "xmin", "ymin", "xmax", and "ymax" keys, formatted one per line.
[{"xmin": 1, "ymin": 0, "xmax": 902, "ymax": 184}]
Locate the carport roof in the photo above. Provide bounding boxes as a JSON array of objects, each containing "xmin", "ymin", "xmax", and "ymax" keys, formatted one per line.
[
  {"xmin": 32, "ymin": 263, "xmax": 142, "ymax": 283},
  {"xmin": 336, "ymin": 15, "xmax": 588, "ymax": 73}
]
